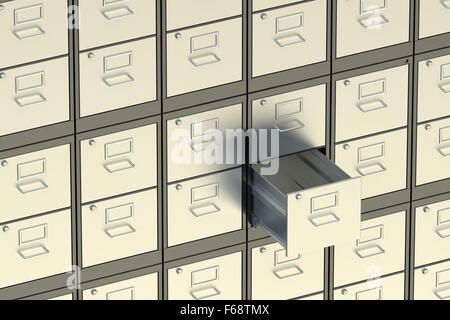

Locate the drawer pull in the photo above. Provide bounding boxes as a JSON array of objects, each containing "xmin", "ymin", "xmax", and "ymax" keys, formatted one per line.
[
  {"xmin": 104, "ymin": 223, "xmax": 135, "ymax": 238},
  {"xmin": 102, "ymin": 6, "xmax": 134, "ymax": 20},
  {"xmin": 13, "ymin": 25, "xmax": 45, "ymax": 39},
  {"xmin": 104, "ymin": 159, "xmax": 135, "ymax": 173},
  {"xmin": 191, "ymin": 286, "xmax": 221, "ymax": 300},
  {"xmin": 274, "ymin": 33, "xmax": 305, "ymax": 47},
  {"xmin": 191, "ymin": 137, "xmax": 216, "ymax": 152},
  {"xmin": 355, "ymin": 244, "xmax": 385, "ymax": 259},
  {"xmin": 274, "ymin": 119, "xmax": 304, "ymax": 133},
  {"xmin": 435, "ymin": 286, "xmax": 450, "ymax": 300},
  {"xmin": 15, "ymin": 93, "xmax": 46, "ymax": 107},
  {"xmin": 189, "ymin": 53, "xmax": 221, "ymax": 67},
  {"xmin": 18, "ymin": 244, "xmax": 49, "ymax": 259},
  {"xmin": 439, "ymin": 82, "xmax": 450, "ymax": 93},
  {"xmin": 273, "ymin": 265, "xmax": 303, "ymax": 279},
  {"xmin": 190, "ymin": 204, "xmax": 221, "ymax": 217},
  {"xmin": 16, "ymin": 179, "xmax": 48, "ymax": 194},
  {"xmin": 441, "ymin": 0, "xmax": 450, "ymax": 9},
  {"xmin": 436, "ymin": 225, "xmax": 450, "ymax": 239},
  {"xmin": 358, "ymin": 14, "xmax": 389, "ymax": 29},
  {"xmin": 357, "ymin": 163, "xmax": 386, "ymax": 176},
  {"xmin": 356, "ymin": 99, "xmax": 387, "ymax": 113},
  {"xmin": 438, "ymin": 145, "xmax": 450, "ymax": 157},
  {"xmin": 309, "ymin": 212, "xmax": 340, "ymax": 227},
  {"xmin": 103, "ymin": 73, "xmax": 134, "ymax": 87}
]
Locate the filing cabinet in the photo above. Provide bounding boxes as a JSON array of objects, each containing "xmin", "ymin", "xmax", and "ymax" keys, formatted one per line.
[
  {"xmin": 296, "ymin": 293, "xmax": 324, "ymax": 300},
  {"xmin": 414, "ymin": 260, "xmax": 450, "ymax": 300},
  {"xmin": 417, "ymin": 0, "xmax": 450, "ymax": 40}
]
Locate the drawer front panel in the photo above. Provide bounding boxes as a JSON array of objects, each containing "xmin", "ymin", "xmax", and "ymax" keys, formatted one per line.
[
  {"xmin": 253, "ymin": 0, "xmax": 303, "ymax": 12},
  {"xmin": 296, "ymin": 293, "xmax": 324, "ymax": 300},
  {"xmin": 415, "ymin": 260, "xmax": 450, "ymax": 300},
  {"xmin": 418, "ymin": 0, "xmax": 450, "ymax": 39}
]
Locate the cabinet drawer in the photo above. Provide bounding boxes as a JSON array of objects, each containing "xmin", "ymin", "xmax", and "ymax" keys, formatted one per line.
[
  {"xmin": 415, "ymin": 260, "xmax": 450, "ymax": 300},
  {"xmin": 252, "ymin": 84, "xmax": 326, "ymax": 156},
  {"xmin": 80, "ymin": 124, "xmax": 157, "ymax": 203},
  {"xmin": 166, "ymin": 18, "xmax": 242, "ymax": 97},
  {"xmin": 415, "ymin": 199, "xmax": 450, "ymax": 267},
  {"xmin": 0, "ymin": 57, "xmax": 69, "ymax": 137},
  {"xmin": 416, "ymin": 118, "xmax": 450, "ymax": 186},
  {"xmin": 0, "ymin": 209, "xmax": 72, "ymax": 289},
  {"xmin": 166, "ymin": 103, "xmax": 242, "ymax": 183},
  {"xmin": 82, "ymin": 273, "xmax": 159, "ymax": 300},
  {"xmin": 251, "ymin": 243, "xmax": 323, "ymax": 300},
  {"xmin": 418, "ymin": 0, "xmax": 450, "ymax": 39},
  {"xmin": 79, "ymin": 37, "xmax": 157, "ymax": 118},
  {"xmin": 0, "ymin": 0, "xmax": 68, "ymax": 69},
  {"xmin": 49, "ymin": 294, "xmax": 73, "ymax": 301},
  {"xmin": 335, "ymin": 64, "xmax": 409, "ymax": 142},
  {"xmin": 81, "ymin": 189, "xmax": 158, "ymax": 268},
  {"xmin": 253, "ymin": 0, "xmax": 302, "ymax": 12},
  {"xmin": 0, "ymin": 144, "xmax": 71, "ymax": 223},
  {"xmin": 78, "ymin": 0, "xmax": 156, "ymax": 51},
  {"xmin": 167, "ymin": 168, "xmax": 242, "ymax": 247},
  {"xmin": 336, "ymin": 0, "xmax": 410, "ymax": 58},
  {"xmin": 167, "ymin": 251, "xmax": 242, "ymax": 300},
  {"xmin": 335, "ymin": 128, "xmax": 408, "ymax": 199},
  {"xmin": 334, "ymin": 211, "xmax": 406, "ymax": 287},
  {"xmin": 252, "ymin": 0, "xmax": 327, "ymax": 77},
  {"xmin": 296, "ymin": 293, "xmax": 324, "ymax": 300}
]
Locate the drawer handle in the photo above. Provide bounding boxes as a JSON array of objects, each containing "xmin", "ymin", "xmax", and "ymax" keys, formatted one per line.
[
  {"xmin": 274, "ymin": 119, "xmax": 304, "ymax": 133},
  {"xmin": 439, "ymin": 82, "xmax": 450, "ymax": 93},
  {"xmin": 102, "ymin": 6, "xmax": 134, "ymax": 20},
  {"xmin": 104, "ymin": 223, "xmax": 135, "ymax": 238},
  {"xmin": 359, "ymin": 14, "xmax": 389, "ymax": 29},
  {"xmin": 438, "ymin": 145, "xmax": 450, "ymax": 157},
  {"xmin": 435, "ymin": 286, "xmax": 450, "ymax": 300},
  {"xmin": 104, "ymin": 159, "xmax": 135, "ymax": 173},
  {"xmin": 309, "ymin": 212, "xmax": 340, "ymax": 227},
  {"xmin": 436, "ymin": 225, "xmax": 450, "ymax": 239},
  {"xmin": 15, "ymin": 93, "xmax": 46, "ymax": 107},
  {"xmin": 356, "ymin": 99, "xmax": 388, "ymax": 113},
  {"xmin": 356, "ymin": 163, "xmax": 386, "ymax": 176},
  {"xmin": 441, "ymin": 0, "xmax": 450, "ymax": 9},
  {"xmin": 274, "ymin": 33, "xmax": 305, "ymax": 47},
  {"xmin": 103, "ymin": 72, "xmax": 134, "ymax": 87},
  {"xmin": 16, "ymin": 179, "xmax": 48, "ymax": 194},
  {"xmin": 190, "ymin": 203, "xmax": 221, "ymax": 217},
  {"xmin": 190, "ymin": 286, "xmax": 221, "ymax": 300},
  {"xmin": 18, "ymin": 244, "xmax": 49, "ymax": 259},
  {"xmin": 191, "ymin": 137, "xmax": 216, "ymax": 153},
  {"xmin": 273, "ymin": 265, "xmax": 303, "ymax": 279},
  {"xmin": 355, "ymin": 244, "xmax": 385, "ymax": 259},
  {"xmin": 13, "ymin": 25, "xmax": 45, "ymax": 39},
  {"xmin": 189, "ymin": 53, "xmax": 221, "ymax": 67}
]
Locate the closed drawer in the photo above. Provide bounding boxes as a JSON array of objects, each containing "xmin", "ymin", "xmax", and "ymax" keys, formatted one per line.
[
  {"xmin": 252, "ymin": 0, "xmax": 327, "ymax": 77},
  {"xmin": 167, "ymin": 168, "xmax": 242, "ymax": 247},
  {"xmin": 415, "ymin": 199, "xmax": 450, "ymax": 267},
  {"xmin": 80, "ymin": 124, "xmax": 157, "ymax": 203},
  {"xmin": 78, "ymin": 0, "xmax": 156, "ymax": 51},
  {"xmin": 253, "ymin": 0, "xmax": 302, "ymax": 12},
  {"xmin": 252, "ymin": 84, "xmax": 326, "ymax": 156},
  {"xmin": 0, "ymin": 144, "xmax": 71, "ymax": 223},
  {"xmin": 166, "ymin": 18, "xmax": 242, "ymax": 97},
  {"xmin": 0, "ymin": 209, "xmax": 72, "ymax": 289},
  {"xmin": 81, "ymin": 189, "xmax": 158, "ymax": 268},
  {"xmin": 167, "ymin": 251, "xmax": 242, "ymax": 300},
  {"xmin": 416, "ymin": 118, "xmax": 450, "ymax": 186},
  {"xmin": 49, "ymin": 294, "xmax": 73, "ymax": 300},
  {"xmin": 335, "ymin": 128, "xmax": 408, "ymax": 199},
  {"xmin": 418, "ymin": 0, "xmax": 450, "ymax": 39},
  {"xmin": 0, "ymin": 0, "xmax": 68, "ymax": 69},
  {"xmin": 336, "ymin": 0, "xmax": 410, "ymax": 58},
  {"xmin": 80, "ymin": 37, "xmax": 157, "ymax": 118},
  {"xmin": 251, "ymin": 243, "xmax": 323, "ymax": 300},
  {"xmin": 415, "ymin": 260, "xmax": 450, "ymax": 300},
  {"xmin": 334, "ymin": 273, "xmax": 404, "ymax": 300},
  {"xmin": 334, "ymin": 211, "xmax": 406, "ymax": 287},
  {"xmin": 166, "ymin": 0, "xmax": 242, "ymax": 31},
  {"xmin": 296, "ymin": 293, "xmax": 324, "ymax": 300},
  {"xmin": 167, "ymin": 103, "xmax": 242, "ymax": 182},
  {"xmin": 335, "ymin": 64, "xmax": 409, "ymax": 142},
  {"xmin": 0, "ymin": 57, "xmax": 69, "ymax": 137},
  {"xmin": 417, "ymin": 54, "xmax": 450, "ymax": 123},
  {"xmin": 83, "ymin": 273, "xmax": 159, "ymax": 300}
]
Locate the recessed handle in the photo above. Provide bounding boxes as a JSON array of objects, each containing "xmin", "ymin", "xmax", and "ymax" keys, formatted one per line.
[
  {"xmin": 441, "ymin": 0, "xmax": 450, "ymax": 9},
  {"xmin": 102, "ymin": 6, "xmax": 134, "ymax": 20},
  {"xmin": 435, "ymin": 286, "xmax": 450, "ymax": 300},
  {"xmin": 190, "ymin": 136, "xmax": 216, "ymax": 152},
  {"xmin": 15, "ymin": 93, "xmax": 46, "ymax": 107},
  {"xmin": 104, "ymin": 159, "xmax": 135, "ymax": 173},
  {"xmin": 16, "ymin": 179, "xmax": 48, "ymax": 194},
  {"xmin": 354, "ymin": 244, "xmax": 385, "ymax": 259},
  {"xmin": 357, "ymin": 163, "xmax": 386, "ymax": 176},
  {"xmin": 274, "ymin": 33, "xmax": 305, "ymax": 47},
  {"xmin": 273, "ymin": 265, "xmax": 303, "ymax": 279},
  {"xmin": 103, "ymin": 72, "xmax": 134, "ymax": 87},
  {"xmin": 309, "ymin": 212, "xmax": 340, "ymax": 227},
  {"xmin": 356, "ymin": 99, "xmax": 388, "ymax": 113},
  {"xmin": 438, "ymin": 145, "xmax": 450, "ymax": 157},
  {"xmin": 189, "ymin": 53, "xmax": 221, "ymax": 67},
  {"xmin": 190, "ymin": 203, "xmax": 221, "ymax": 217},
  {"xmin": 104, "ymin": 223, "xmax": 135, "ymax": 238},
  {"xmin": 18, "ymin": 244, "xmax": 49, "ymax": 259},
  {"xmin": 359, "ymin": 14, "xmax": 389, "ymax": 29},
  {"xmin": 274, "ymin": 119, "xmax": 304, "ymax": 133},
  {"xmin": 190, "ymin": 286, "xmax": 221, "ymax": 300},
  {"xmin": 13, "ymin": 26, "xmax": 45, "ymax": 39},
  {"xmin": 436, "ymin": 225, "xmax": 450, "ymax": 239},
  {"xmin": 439, "ymin": 82, "xmax": 450, "ymax": 93}
]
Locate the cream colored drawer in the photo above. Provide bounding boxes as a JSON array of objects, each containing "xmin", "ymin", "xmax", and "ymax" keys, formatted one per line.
[
  {"xmin": 335, "ymin": 128, "xmax": 408, "ymax": 199},
  {"xmin": 49, "ymin": 294, "xmax": 73, "ymax": 301},
  {"xmin": 0, "ymin": 0, "xmax": 68, "ymax": 69},
  {"xmin": 252, "ymin": 0, "xmax": 327, "ymax": 77},
  {"xmin": 83, "ymin": 273, "xmax": 159, "ymax": 300},
  {"xmin": 335, "ymin": 65, "xmax": 409, "ymax": 142},
  {"xmin": 80, "ymin": 124, "xmax": 157, "ymax": 203},
  {"xmin": 166, "ymin": 18, "xmax": 242, "ymax": 97},
  {"xmin": 415, "ymin": 199, "xmax": 450, "ymax": 267},
  {"xmin": 81, "ymin": 189, "xmax": 158, "ymax": 268},
  {"xmin": 0, "ymin": 144, "xmax": 71, "ymax": 223},
  {"xmin": 0, "ymin": 57, "xmax": 69, "ymax": 137},
  {"xmin": 252, "ymin": 84, "xmax": 326, "ymax": 156},
  {"xmin": 166, "ymin": 0, "xmax": 242, "ymax": 31},
  {"xmin": 336, "ymin": 0, "xmax": 410, "ymax": 58},
  {"xmin": 417, "ymin": 54, "xmax": 450, "ymax": 123},
  {"xmin": 418, "ymin": 0, "xmax": 450, "ymax": 39},
  {"xmin": 415, "ymin": 261, "xmax": 450, "ymax": 300},
  {"xmin": 167, "ymin": 168, "xmax": 242, "ymax": 247},
  {"xmin": 167, "ymin": 252, "xmax": 242, "ymax": 300},
  {"xmin": 0, "ymin": 209, "xmax": 72, "ymax": 289},
  {"xmin": 167, "ymin": 103, "xmax": 242, "ymax": 182},
  {"xmin": 251, "ymin": 243, "xmax": 323, "ymax": 300},
  {"xmin": 334, "ymin": 211, "xmax": 406, "ymax": 287},
  {"xmin": 416, "ymin": 118, "xmax": 450, "ymax": 186},
  {"xmin": 78, "ymin": 0, "xmax": 156, "ymax": 51},
  {"xmin": 253, "ymin": 0, "xmax": 303, "ymax": 12},
  {"xmin": 334, "ymin": 273, "xmax": 404, "ymax": 300},
  {"xmin": 79, "ymin": 37, "xmax": 157, "ymax": 118},
  {"xmin": 296, "ymin": 293, "xmax": 324, "ymax": 300}
]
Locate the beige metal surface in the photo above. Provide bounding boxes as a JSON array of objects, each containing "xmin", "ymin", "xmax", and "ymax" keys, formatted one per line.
[
  {"xmin": 414, "ymin": 260, "xmax": 450, "ymax": 300},
  {"xmin": 167, "ymin": 168, "xmax": 242, "ymax": 247},
  {"xmin": 335, "ymin": 64, "xmax": 409, "ymax": 142},
  {"xmin": 418, "ymin": 0, "xmax": 450, "ymax": 39},
  {"xmin": 0, "ymin": 144, "xmax": 71, "ymax": 223},
  {"xmin": 49, "ymin": 294, "xmax": 73, "ymax": 300},
  {"xmin": 253, "ymin": 0, "xmax": 304, "ymax": 12},
  {"xmin": 252, "ymin": 0, "xmax": 327, "ymax": 77},
  {"xmin": 79, "ymin": 37, "xmax": 157, "ymax": 117},
  {"xmin": 80, "ymin": 124, "xmax": 157, "ymax": 203},
  {"xmin": 0, "ymin": 209, "xmax": 72, "ymax": 289},
  {"xmin": 335, "ymin": 128, "xmax": 408, "ymax": 199},
  {"xmin": 336, "ymin": 0, "xmax": 410, "ymax": 58},
  {"xmin": 167, "ymin": 251, "xmax": 242, "ymax": 300},
  {"xmin": 334, "ymin": 211, "xmax": 406, "ymax": 287},
  {"xmin": 295, "ymin": 293, "xmax": 324, "ymax": 300},
  {"xmin": 0, "ymin": 0, "xmax": 68, "ymax": 69},
  {"xmin": 166, "ymin": 17, "xmax": 242, "ymax": 97},
  {"xmin": 251, "ymin": 242, "xmax": 324, "ymax": 300},
  {"xmin": 78, "ymin": 0, "xmax": 156, "ymax": 51},
  {"xmin": 416, "ymin": 117, "xmax": 450, "ymax": 186}
]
